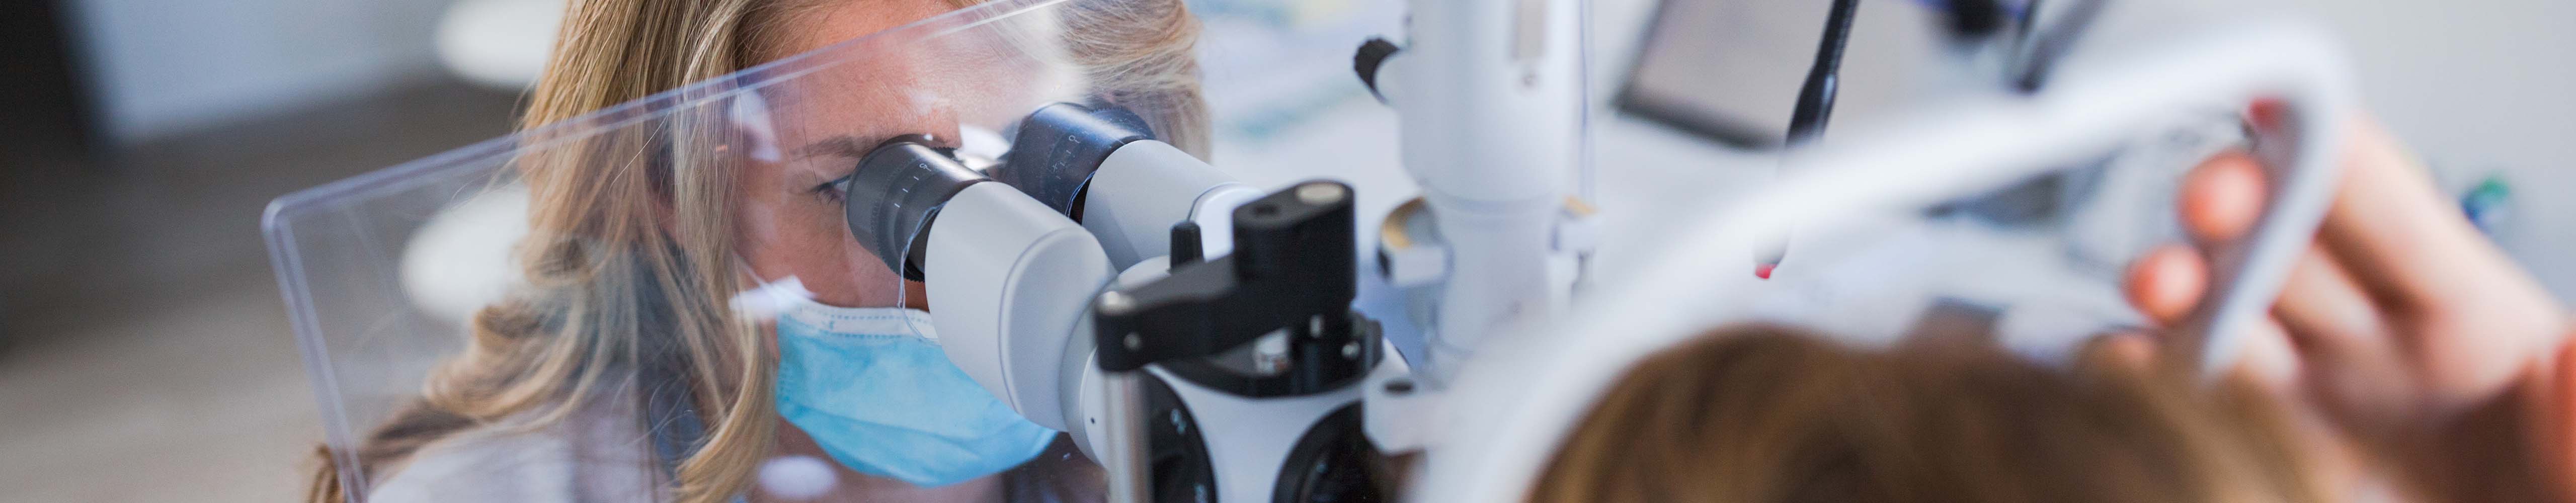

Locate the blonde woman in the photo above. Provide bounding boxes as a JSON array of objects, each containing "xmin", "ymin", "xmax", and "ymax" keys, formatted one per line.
[{"xmin": 304, "ymin": 0, "xmax": 1206, "ymax": 501}]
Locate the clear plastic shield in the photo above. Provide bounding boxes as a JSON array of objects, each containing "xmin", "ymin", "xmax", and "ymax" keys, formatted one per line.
[{"xmin": 262, "ymin": 0, "xmax": 1407, "ymax": 500}]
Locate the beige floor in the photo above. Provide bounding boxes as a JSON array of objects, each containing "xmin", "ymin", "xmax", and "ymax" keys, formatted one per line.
[{"xmin": 0, "ymin": 82, "xmax": 519, "ymax": 502}]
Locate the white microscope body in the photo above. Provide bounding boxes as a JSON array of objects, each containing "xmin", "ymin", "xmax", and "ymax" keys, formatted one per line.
[
  {"xmin": 880, "ymin": 102, "xmax": 1386, "ymax": 503},
  {"xmin": 1365, "ymin": 0, "xmax": 1594, "ymax": 384}
]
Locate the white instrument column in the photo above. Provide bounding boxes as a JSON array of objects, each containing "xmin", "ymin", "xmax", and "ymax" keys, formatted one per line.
[{"xmin": 1379, "ymin": 0, "xmax": 1591, "ymax": 382}]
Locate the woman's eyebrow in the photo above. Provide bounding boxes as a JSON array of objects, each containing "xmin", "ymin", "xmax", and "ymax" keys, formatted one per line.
[{"xmin": 790, "ymin": 134, "xmax": 886, "ymax": 160}]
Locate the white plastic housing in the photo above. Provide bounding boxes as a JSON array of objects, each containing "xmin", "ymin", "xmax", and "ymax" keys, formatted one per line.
[
  {"xmin": 1081, "ymin": 139, "xmax": 1256, "ymax": 268},
  {"xmin": 1061, "ymin": 362, "xmax": 1366, "ymax": 503},
  {"xmin": 1382, "ymin": 0, "xmax": 1593, "ymax": 382},
  {"xmin": 1064, "ymin": 258, "xmax": 1176, "ymax": 462},
  {"xmin": 1157, "ymin": 368, "xmax": 1363, "ymax": 503},
  {"xmin": 925, "ymin": 182, "xmax": 1114, "ymax": 431},
  {"xmin": 1359, "ymin": 343, "xmax": 1431, "ymax": 454},
  {"xmin": 1060, "ymin": 260, "xmax": 1375, "ymax": 503},
  {"xmin": 1384, "ymin": 0, "xmax": 1585, "ymax": 203}
]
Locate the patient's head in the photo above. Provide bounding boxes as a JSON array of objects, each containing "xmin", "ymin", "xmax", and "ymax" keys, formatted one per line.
[{"xmin": 1532, "ymin": 325, "xmax": 2329, "ymax": 503}]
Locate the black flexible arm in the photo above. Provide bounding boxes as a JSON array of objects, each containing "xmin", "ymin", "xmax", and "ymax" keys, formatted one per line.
[
  {"xmin": 1766, "ymin": 0, "xmax": 1864, "ymax": 274},
  {"xmin": 1093, "ymin": 182, "xmax": 1358, "ymax": 374},
  {"xmin": 2015, "ymin": 0, "xmax": 2108, "ymax": 92},
  {"xmin": 1787, "ymin": 0, "xmax": 1862, "ymax": 146},
  {"xmin": 2015, "ymin": 0, "xmax": 2044, "ymax": 44}
]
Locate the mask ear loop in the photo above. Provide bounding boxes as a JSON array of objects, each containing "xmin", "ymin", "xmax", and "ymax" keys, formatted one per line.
[{"xmin": 729, "ymin": 260, "xmax": 818, "ymax": 323}]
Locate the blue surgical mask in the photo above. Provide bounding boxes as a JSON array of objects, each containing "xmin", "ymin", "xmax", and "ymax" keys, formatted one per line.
[{"xmin": 772, "ymin": 300, "xmax": 1057, "ymax": 487}]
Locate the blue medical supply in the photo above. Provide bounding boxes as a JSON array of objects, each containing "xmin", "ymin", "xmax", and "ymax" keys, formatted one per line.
[{"xmin": 773, "ymin": 304, "xmax": 1056, "ymax": 487}]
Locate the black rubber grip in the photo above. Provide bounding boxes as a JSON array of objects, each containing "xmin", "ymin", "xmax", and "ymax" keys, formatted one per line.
[
  {"xmin": 1354, "ymin": 38, "xmax": 1400, "ymax": 103},
  {"xmin": 844, "ymin": 136, "xmax": 985, "ymax": 281},
  {"xmin": 991, "ymin": 103, "xmax": 1155, "ymax": 218}
]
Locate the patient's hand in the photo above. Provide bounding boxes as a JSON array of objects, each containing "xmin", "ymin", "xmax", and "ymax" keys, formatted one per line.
[{"xmin": 2116, "ymin": 112, "xmax": 2570, "ymax": 500}]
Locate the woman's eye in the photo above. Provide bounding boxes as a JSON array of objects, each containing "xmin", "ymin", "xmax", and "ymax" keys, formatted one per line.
[{"xmin": 811, "ymin": 175, "xmax": 852, "ymax": 204}]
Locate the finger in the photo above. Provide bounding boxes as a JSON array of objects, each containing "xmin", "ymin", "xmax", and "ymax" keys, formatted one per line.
[
  {"xmin": 2312, "ymin": 119, "xmax": 2566, "ymax": 404},
  {"xmin": 2268, "ymin": 248, "xmax": 2420, "ymax": 429},
  {"xmin": 2076, "ymin": 331, "xmax": 2159, "ymax": 375},
  {"xmin": 2546, "ymin": 342, "xmax": 2576, "ymax": 497},
  {"xmin": 2125, "ymin": 244, "xmax": 2208, "ymax": 324},
  {"xmin": 2271, "ymin": 244, "xmax": 2390, "ymax": 354},
  {"xmin": 2300, "ymin": 329, "xmax": 2426, "ymax": 433},
  {"xmin": 2179, "ymin": 150, "xmax": 2270, "ymax": 244},
  {"xmin": 2265, "ymin": 245, "xmax": 2421, "ymax": 425},
  {"xmin": 2245, "ymin": 99, "xmax": 2286, "ymax": 132},
  {"xmin": 2235, "ymin": 317, "xmax": 2304, "ymax": 395},
  {"xmin": 2170, "ymin": 316, "xmax": 2305, "ymax": 395},
  {"xmin": 2313, "ymin": 119, "xmax": 2500, "ymax": 303}
]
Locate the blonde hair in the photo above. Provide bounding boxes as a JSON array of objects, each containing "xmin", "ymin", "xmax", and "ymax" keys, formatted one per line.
[
  {"xmin": 304, "ymin": 0, "xmax": 1206, "ymax": 501},
  {"xmin": 1532, "ymin": 325, "xmax": 2328, "ymax": 503}
]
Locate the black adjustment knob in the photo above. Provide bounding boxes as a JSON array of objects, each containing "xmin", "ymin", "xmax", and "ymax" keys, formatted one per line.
[
  {"xmin": 1169, "ymin": 220, "xmax": 1203, "ymax": 267},
  {"xmin": 1947, "ymin": 0, "xmax": 2008, "ymax": 42},
  {"xmin": 1094, "ymin": 181, "xmax": 1361, "ymax": 374},
  {"xmin": 1353, "ymin": 38, "xmax": 1400, "ymax": 103}
]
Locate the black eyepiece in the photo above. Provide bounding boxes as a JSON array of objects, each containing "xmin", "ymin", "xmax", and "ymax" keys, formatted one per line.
[
  {"xmin": 843, "ymin": 134, "xmax": 986, "ymax": 281},
  {"xmin": 991, "ymin": 102, "xmax": 1155, "ymax": 218}
]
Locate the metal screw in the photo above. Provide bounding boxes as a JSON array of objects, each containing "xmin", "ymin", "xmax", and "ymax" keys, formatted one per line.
[
  {"xmin": 1295, "ymin": 183, "xmax": 1346, "ymax": 205},
  {"xmin": 1123, "ymin": 333, "xmax": 1142, "ymax": 350},
  {"xmin": 1096, "ymin": 291, "xmax": 1134, "ymax": 315},
  {"xmin": 1254, "ymin": 333, "xmax": 1291, "ymax": 374},
  {"xmin": 1342, "ymin": 342, "xmax": 1360, "ymax": 359}
]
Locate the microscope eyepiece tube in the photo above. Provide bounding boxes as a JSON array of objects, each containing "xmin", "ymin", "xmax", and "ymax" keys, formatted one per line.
[
  {"xmin": 843, "ymin": 135, "xmax": 988, "ymax": 281},
  {"xmin": 993, "ymin": 103, "xmax": 1156, "ymax": 217}
]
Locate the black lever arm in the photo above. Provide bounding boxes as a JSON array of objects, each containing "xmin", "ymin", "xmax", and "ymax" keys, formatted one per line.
[{"xmin": 1093, "ymin": 181, "xmax": 1357, "ymax": 372}]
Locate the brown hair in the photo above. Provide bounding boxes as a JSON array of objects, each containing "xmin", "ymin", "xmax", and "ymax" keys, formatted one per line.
[
  {"xmin": 305, "ymin": 0, "xmax": 1207, "ymax": 501},
  {"xmin": 1531, "ymin": 325, "xmax": 2327, "ymax": 503}
]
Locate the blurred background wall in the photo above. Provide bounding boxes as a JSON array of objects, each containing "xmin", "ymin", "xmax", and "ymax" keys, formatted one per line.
[
  {"xmin": 70, "ymin": 0, "xmax": 454, "ymax": 141},
  {"xmin": 0, "ymin": 0, "xmax": 519, "ymax": 500},
  {"xmin": 2, "ymin": 0, "xmax": 519, "ymax": 339}
]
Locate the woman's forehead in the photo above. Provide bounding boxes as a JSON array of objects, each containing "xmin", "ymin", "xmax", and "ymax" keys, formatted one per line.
[
  {"xmin": 762, "ymin": 0, "xmax": 958, "ymax": 58},
  {"xmin": 765, "ymin": 70, "xmax": 928, "ymax": 142},
  {"xmin": 750, "ymin": 0, "xmax": 1016, "ymax": 147}
]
